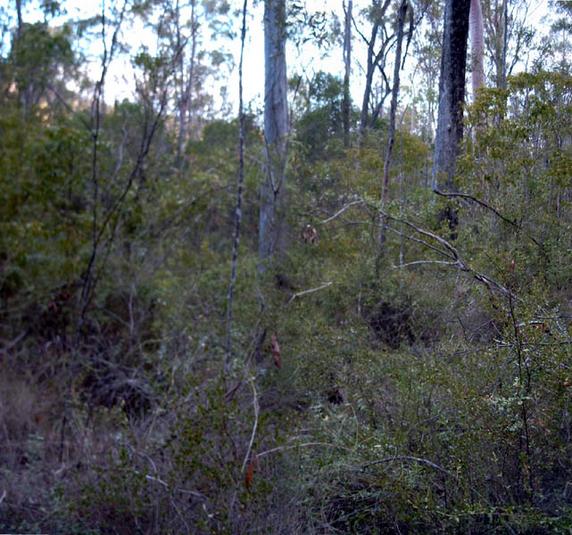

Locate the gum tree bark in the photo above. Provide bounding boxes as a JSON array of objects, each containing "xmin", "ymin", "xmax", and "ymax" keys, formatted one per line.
[
  {"xmin": 432, "ymin": 0, "xmax": 471, "ymax": 191},
  {"xmin": 259, "ymin": 0, "xmax": 288, "ymax": 264}
]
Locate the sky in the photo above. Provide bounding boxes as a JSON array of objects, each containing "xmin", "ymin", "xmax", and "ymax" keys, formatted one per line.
[{"xmin": 1, "ymin": 0, "xmax": 552, "ymax": 118}]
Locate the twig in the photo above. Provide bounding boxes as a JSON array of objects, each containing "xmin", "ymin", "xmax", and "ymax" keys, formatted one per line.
[
  {"xmin": 0, "ymin": 330, "xmax": 28, "ymax": 355},
  {"xmin": 241, "ymin": 378, "xmax": 259, "ymax": 473},
  {"xmin": 287, "ymin": 282, "xmax": 333, "ymax": 304}
]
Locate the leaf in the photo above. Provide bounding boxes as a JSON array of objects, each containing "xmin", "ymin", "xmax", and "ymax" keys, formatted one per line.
[{"xmin": 271, "ymin": 333, "xmax": 282, "ymax": 369}]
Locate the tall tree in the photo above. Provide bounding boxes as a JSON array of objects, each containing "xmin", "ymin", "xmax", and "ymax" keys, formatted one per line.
[
  {"xmin": 481, "ymin": 0, "xmax": 534, "ymax": 90},
  {"xmin": 259, "ymin": 0, "xmax": 288, "ymax": 264},
  {"xmin": 358, "ymin": 0, "xmax": 393, "ymax": 142},
  {"xmin": 379, "ymin": 0, "xmax": 409, "ymax": 247},
  {"xmin": 432, "ymin": 0, "xmax": 471, "ymax": 191},
  {"xmin": 15, "ymin": 0, "xmax": 23, "ymax": 36},
  {"xmin": 342, "ymin": 0, "xmax": 353, "ymax": 147},
  {"xmin": 173, "ymin": 0, "xmax": 199, "ymax": 165},
  {"xmin": 225, "ymin": 0, "xmax": 248, "ymax": 368},
  {"xmin": 470, "ymin": 0, "xmax": 485, "ymax": 98}
]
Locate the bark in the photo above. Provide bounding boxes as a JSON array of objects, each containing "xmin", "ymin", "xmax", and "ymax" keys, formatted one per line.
[
  {"xmin": 379, "ymin": 0, "xmax": 408, "ymax": 248},
  {"xmin": 259, "ymin": 0, "xmax": 288, "ymax": 264},
  {"xmin": 342, "ymin": 0, "xmax": 353, "ymax": 147},
  {"xmin": 432, "ymin": 0, "xmax": 471, "ymax": 191},
  {"xmin": 470, "ymin": 0, "xmax": 485, "ymax": 99}
]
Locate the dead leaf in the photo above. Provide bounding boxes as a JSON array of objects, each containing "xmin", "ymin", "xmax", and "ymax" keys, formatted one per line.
[
  {"xmin": 244, "ymin": 456, "xmax": 257, "ymax": 489},
  {"xmin": 271, "ymin": 333, "xmax": 281, "ymax": 369}
]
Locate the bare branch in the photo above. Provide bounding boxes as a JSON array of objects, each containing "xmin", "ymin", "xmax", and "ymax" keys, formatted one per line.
[
  {"xmin": 287, "ymin": 282, "xmax": 333, "ymax": 304},
  {"xmin": 433, "ymin": 188, "xmax": 541, "ymax": 247},
  {"xmin": 394, "ymin": 260, "xmax": 458, "ymax": 268},
  {"xmin": 319, "ymin": 200, "xmax": 364, "ymax": 224},
  {"xmin": 241, "ymin": 378, "xmax": 260, "ymax": 474}
]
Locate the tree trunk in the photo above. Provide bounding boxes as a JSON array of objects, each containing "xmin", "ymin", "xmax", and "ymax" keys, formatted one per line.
[
  {"xmin": 359, "ymin": 22, "xmax": 379, "ymax": 142},
  {"xmin": 500, "ymin": 0, "xmax": 508, "ymax": 89},
  {"xmin": 225, "ymin": 0, "xmax": 248, "ymax": 368},
  {"xmin": 379, "ymin": 0, "xmax": 408, "ymax": 248},
  {"xmin": 259, "ymin": 0, "xmax": 288, "ymax": 264},
  {"xmin": 358, "ymin": 0, "xmax": 392, "ymax": 144},
  {"xmin": 470, "ymin": 0, "xmax": 485, "ymax": 99},
  {"xmin": 432, "ymin": 0, "xmax": 471, "ymax": 191},
  {"xmin": 15, "ymin": 0, "xmax": 23, "ymax": 36},
  {"xmin": 342, "ymin": 0, "xmax": 353, "ymax": 148},
  {"xmin": 176, "ymin": 0, "xmax": 197, "ymax": 167}
]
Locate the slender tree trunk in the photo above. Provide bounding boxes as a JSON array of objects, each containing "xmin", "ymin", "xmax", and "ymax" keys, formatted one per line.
[
  {"xmin": 432, "ymin": 0, "xmax": 471, "ymax": 191},
  {"xmin": 379, "ymin": 0, "xmax": 408, "ymax": 248},
  {"xmin": 176, "ymin": 0, "xmax": 197, "ymax": 166},
  {"xmin": 15, "ymin": 0, "xmax": 23, "ymax": 37},
  {"xmin": 359, "ymin": 22, "xmax": 378, "ymax": 143},
  {"xmin": 342, "ymin": 0, "xmax": 353, "ymax": 147},
  {"xmin": 259, "ymin": 0, "xmax": 288, "ymax": 265},
  {"xmin": 358, "ymin": 0, "xmax": 392, "ymax": 143},
  {"xmin": 500, "ymin": 0, "xmax": 508, "ymax": 89},
  {"xmin": 225, "ymin": 0, "xmax": 248, "ymax": 369},
  {"xmin": 470, "ymin": 0, "xmax": 485, "ymax": 99}
]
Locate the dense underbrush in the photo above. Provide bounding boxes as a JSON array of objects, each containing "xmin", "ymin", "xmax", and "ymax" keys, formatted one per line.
[{"xmin": 1, "ymin": 72, "xmax": 571, "ymax": 533}]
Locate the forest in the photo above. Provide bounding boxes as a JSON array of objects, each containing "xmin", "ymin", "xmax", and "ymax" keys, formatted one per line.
[{"xmin": 0, "ymin": 0, "xmax": 571, "ymax": 532}]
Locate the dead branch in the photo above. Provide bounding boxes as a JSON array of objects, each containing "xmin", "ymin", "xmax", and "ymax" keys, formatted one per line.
[
  {"xmin": 287, "ymin": 282, "xmax": 333, "ymax": 305},
  {"xmin": 241, "ymin": 378, "xmax": 260, "ymax": 474},
  {"xmin": 433, "ymin": 188, "xmax": 541, "ymax": 247},
  {"xmin": 319, "ymin": 200, "xmax": 364, "ymax": 225}
]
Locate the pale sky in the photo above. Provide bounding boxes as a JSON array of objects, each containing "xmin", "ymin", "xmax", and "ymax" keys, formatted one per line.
[{"xmin": 1, "ymin": 0, "xmax": 552, "ymax": 118}]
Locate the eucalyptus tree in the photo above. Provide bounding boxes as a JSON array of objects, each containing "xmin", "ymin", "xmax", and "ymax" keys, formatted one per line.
[
  {"xmin": 134, "ymin": 0, "xmax": 233, "ymax": 166},
  {"xmin": 356, "ymin": 0, "xmax": 393, "ymax": 142},
  {"xmin": 481, "ymin": 0, "xmax": 535, "ymax": 89},
  {"xmin": 379, "ymin": 0, "xmax": 410, "ymax": 249},
  {"xmin": 342, "ymin": 0, "xmax": 353, "ymax": 147},
  {"xmin": 470, "ymin": 0, "xmax": 485, "ymax": 97},
  {"xmin": 432, "ymin": 0, "xmax": 471, "ymax": 191},
  {"xmin": 259, "ymin": 0, "xmax": 288, "ymax": 264},
  {"xmin": 410, "ymin": 0, "xmax": 442, "ymax": 142}
]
